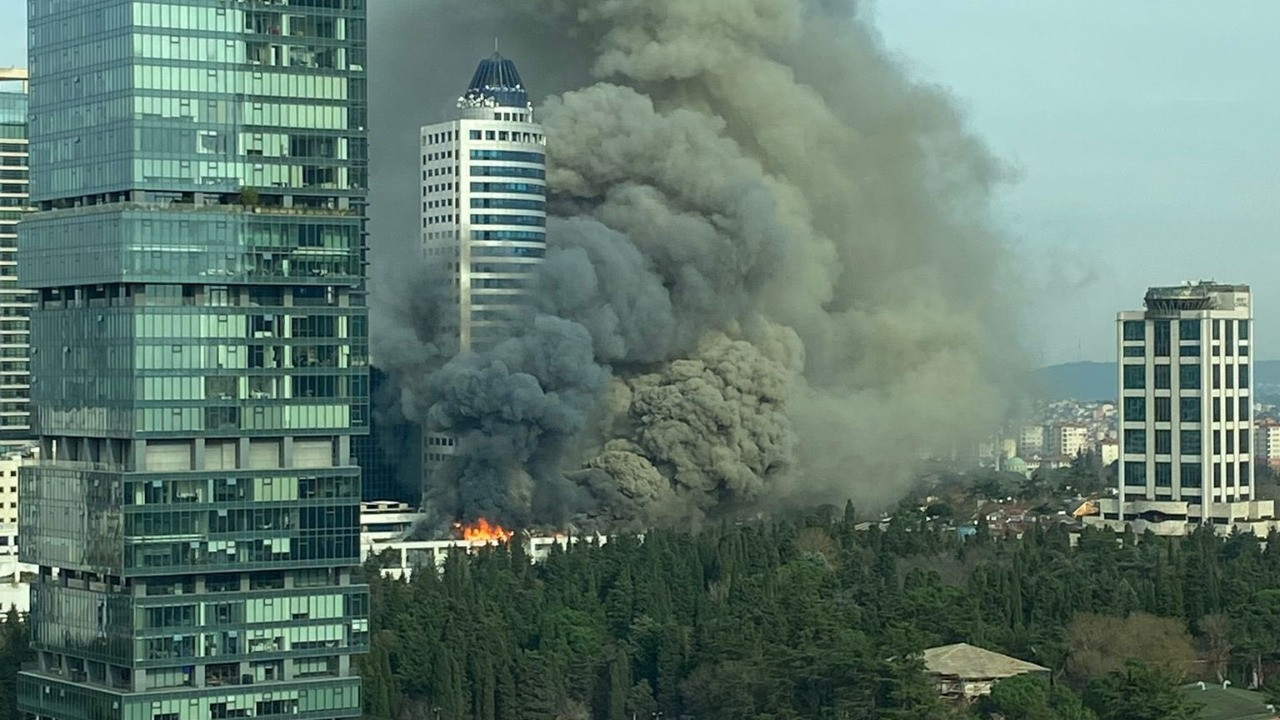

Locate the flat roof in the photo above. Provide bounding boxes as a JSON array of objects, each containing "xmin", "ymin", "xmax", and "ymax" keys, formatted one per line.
[{"xmin": 1146, "ymin": 282, "xmax": 1249, "ymax": 297}]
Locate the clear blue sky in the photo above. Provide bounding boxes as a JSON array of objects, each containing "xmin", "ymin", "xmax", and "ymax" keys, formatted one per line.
[
  {"xmin": 1, "ymin": 0, "xmax": 1276, "ymax": 365},
  {"xmin": 0, "ymin": 1, "xmax": 19, "ymax": 70},
  {"xmin": 872, "ymin": 2, "xmax": 1280, "ymax": 364}
]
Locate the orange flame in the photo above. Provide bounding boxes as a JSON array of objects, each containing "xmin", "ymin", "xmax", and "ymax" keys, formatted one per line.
[{"xmin": 453, "ymin": 518, "xmax": 515, "ymax": 543}]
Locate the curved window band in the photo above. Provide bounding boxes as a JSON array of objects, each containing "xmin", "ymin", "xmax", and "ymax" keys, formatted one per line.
[
  {"xmin": 472, "ymin": 230, "xmax": 545, "ymax": 242},
  {"xmin": 470, "ymin": 198, "xmax": 545, "ymax": 211},
  {"xmin": 471, "ymin": 246, "xmax": 546, "ymax": 259},
  {"xmin": 471, "ymin": 166, "xmax": 545, "ymax": 180},
  {"xmin": 469, "ymin": 150, "xmax": 545, "ymax": 163},
  {"xmin": 470, "ymin": 214, "xmax": 545, "ymax": 227}
]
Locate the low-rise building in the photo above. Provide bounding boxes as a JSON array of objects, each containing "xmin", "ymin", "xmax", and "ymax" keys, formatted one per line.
[
  {"xmin": 372, "ymin": 534, "xmax": 628, "ymax": 581},
  {"xmin": 0, "ymin": 448, "xmax": 37, "ymax": 613},
  {"xmin": 0, "ymin": 560, "xmax": 29, "ymax": 613},
  {"xmin": 1023, "ymin": 455, "xmax": 1072, "ymax": 476},
  {"xmin": 922, "ymin": 643, "xmax": 1048, "ymax": 700},
  {"xmin": 359, "ymin": 500, "xmax": 430, "ymax": 559}
]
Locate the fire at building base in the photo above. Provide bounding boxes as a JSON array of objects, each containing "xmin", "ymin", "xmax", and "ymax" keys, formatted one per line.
[{"xmin": 359, "ymin": 502, "xmax": 635, "ymax": 581}]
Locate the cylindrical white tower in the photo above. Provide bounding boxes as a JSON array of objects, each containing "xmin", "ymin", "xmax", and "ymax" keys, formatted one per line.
[
  {"xmin": 419, "ymin": 54, "xmax": 548, "ymax": 501},
  {"xmin": 420, "ymin": 53, "xmax": 547, "ymax": 352}
]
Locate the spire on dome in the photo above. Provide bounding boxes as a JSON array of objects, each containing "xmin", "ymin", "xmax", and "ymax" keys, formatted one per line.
[{"xmin": 458, "ymin": 52, "xmax": 530, "ymax": 110}]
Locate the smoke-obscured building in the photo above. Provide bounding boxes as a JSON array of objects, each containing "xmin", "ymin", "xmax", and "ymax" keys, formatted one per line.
[
  {"xmin": 418, "ymin": 53, "xmax": 547, "ymax": 504},
  {"xmin": 1089, "ymin": 282, "xmax": 1271, "ymax": 536},
  {"xmin": 1017, "ymin": 424, "xmax": 1046, "ymax": 458},
  {"xmin": 0, "ymin": 69, "xmax": 32, "ymax": 449},
  {"xmin": 354, "ymin": 366, "xmax": 420, "ymax": 504},
  {"xmin": 18, "ymin": 3, "xmax": 369, "ymax": 718},
  {"xmin": 373, "ymin": 534, "xmax": 624, "ymax": 581}
]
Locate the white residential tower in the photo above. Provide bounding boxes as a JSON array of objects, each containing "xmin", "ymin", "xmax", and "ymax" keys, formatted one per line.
[{"xmin": 0, "ymin": 69, "xmax": 31, "ymax": 449}]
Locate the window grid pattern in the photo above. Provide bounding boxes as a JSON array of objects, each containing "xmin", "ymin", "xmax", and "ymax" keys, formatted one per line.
[
  {"xmin": 0, "ymin": 90, "xmax": 33, "ymax": 447},
  {"xmin": 19, "ymin": 0, "xmax": 369, "ymax": 715},
  {"xmin": 1116, "ymin": 302, "xmax": 1255, "ymax": 517}
]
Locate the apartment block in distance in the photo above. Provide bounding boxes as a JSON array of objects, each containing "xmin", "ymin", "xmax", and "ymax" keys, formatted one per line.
[
  {"xmin": 1017, "ymin": 424, "xmax": 1046, "ymax": 458},
  {"xmin": 18, "ymin": 2, "xmax": 369, "ymax": 719},
  {"xmin": 0, "ymin": 68, "xmax": 33, "ymax": 449},
  {"xmin": 1088, "ymin": 282, "xmax": 1270, "ymax": 536},
  {"xmin": 1257, "ymin": 419, "xmax": 1280, "ymax": 471}
]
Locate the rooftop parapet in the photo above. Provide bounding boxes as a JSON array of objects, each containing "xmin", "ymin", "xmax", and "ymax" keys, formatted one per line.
[{"xmin": 1143, "ymin": 281, "xmax": 1249, "ymax": 315}]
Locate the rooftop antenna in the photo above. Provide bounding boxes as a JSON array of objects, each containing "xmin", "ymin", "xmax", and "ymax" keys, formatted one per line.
[{"xmin": 495, "ymin": 37, "xmax": 500, "ymax": 54}]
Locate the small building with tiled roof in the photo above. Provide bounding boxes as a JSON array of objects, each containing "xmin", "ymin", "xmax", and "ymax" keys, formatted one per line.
[{"xmin": 922, "ymin": 643, "xmax": 1049, "ymax": 700}]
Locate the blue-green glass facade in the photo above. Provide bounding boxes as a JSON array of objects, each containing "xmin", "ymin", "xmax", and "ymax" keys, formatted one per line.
[{"xmin": 19, "ymin": 2, "xmax": 368, "ymax": 719}]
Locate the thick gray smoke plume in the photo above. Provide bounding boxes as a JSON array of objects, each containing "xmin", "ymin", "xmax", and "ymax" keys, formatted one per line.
[{"xmin": 370, "ymin": 0, "xmax": 1024, "ymax": 528}]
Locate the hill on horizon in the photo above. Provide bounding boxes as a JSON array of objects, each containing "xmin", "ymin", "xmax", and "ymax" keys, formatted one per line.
[{"xmin": 1037, "ymin": 360, "xmax": 1280, "ymax": 401}]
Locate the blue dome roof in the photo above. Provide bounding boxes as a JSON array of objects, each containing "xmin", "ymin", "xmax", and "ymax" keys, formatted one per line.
[{"xmin": 459, "ymin": 53, "xmax": 529, "ymax": 110}]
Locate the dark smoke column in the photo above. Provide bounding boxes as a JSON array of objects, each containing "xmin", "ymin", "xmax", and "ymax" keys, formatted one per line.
[
  {"xmin": 374, "ymin": 0, "xmax": 1028, "ymax": 528},
  {"xmin": 418, "ymin": 53, "xmax": 549, "ymax": 506}
]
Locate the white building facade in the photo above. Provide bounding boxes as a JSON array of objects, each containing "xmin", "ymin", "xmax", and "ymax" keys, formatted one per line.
[
  {"xmin": 1050, "ymin": 424, "xmax": 1089, "ymax": 458},
  {"xmin": 372, "ymin": 534, "xmax": 625, "ymax": 582},
  {"xmin": 1099, "ymin": 438, "xmax": 1120, "ymax": 467},
  {"xmin": 419, "ymin": 52, "xmax": 547, "ymax": 354},
  {"xmin": 1090, "ymin": 283, "xmax": 1269, "ymax": 536},
  {"xmin": 358, "ymin": 500, "xmax": 428, "ymax": 559},
  {"xmin": 0, "ymin": 69, "xmax": 32, "ymax": 450},
  {"xmin": 1257, "ymin": 420, "xmax": 1280, "ymax": 470},
  {"xmin": 0, "ymin": 446, "xmax": 39, "ymax": 613},
  {"xmin": 419, "ymin": 53, "xmax": 547, "ymax": 489}
]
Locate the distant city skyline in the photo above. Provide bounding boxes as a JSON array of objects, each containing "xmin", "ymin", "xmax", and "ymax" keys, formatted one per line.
[{"xmin": 1, "ymin": 0, "xmax": 1278, "ymax": 365}]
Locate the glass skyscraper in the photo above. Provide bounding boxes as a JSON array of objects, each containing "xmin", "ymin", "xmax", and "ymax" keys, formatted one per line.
[
  {"xmin": 18, "ymin": 2, "xmax": 368, "ymax": 719},
  {"xmin": 0, "ymin": 69, "xmax": 33, "ymax": 449}
]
